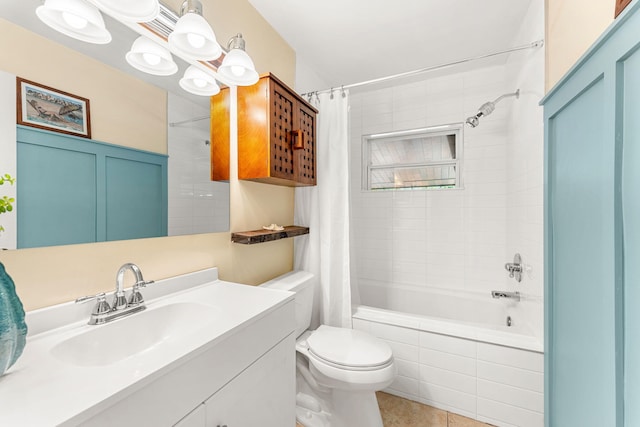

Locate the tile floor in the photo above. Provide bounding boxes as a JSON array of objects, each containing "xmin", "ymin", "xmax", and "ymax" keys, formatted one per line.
[
  {"xmin": 377, "ymin": 392, "xmax": 494, "ymax": 427},
  {"xmin": 296, "ymin": 392, "xmax": 494, "ymax": 427}
]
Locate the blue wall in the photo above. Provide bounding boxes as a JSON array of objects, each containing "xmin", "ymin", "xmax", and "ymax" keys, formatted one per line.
[
  {"xmin": 542, "ymin": 2, "xmax": 640, "ymax": 425},
  {"xmin": 17, "ymin": 126, "xmax": 167, "ymax": 248}
]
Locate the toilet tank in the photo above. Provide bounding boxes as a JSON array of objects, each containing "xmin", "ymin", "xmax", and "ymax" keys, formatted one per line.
[{"xmin": 260, "ymin": 270, "xmax": 315, "ymax": 338}]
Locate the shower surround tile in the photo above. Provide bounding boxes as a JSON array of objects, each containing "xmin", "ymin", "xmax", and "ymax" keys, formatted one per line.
[{"xmin": 351, "ymin": 2, "xmax": 545, "ymax": 426}]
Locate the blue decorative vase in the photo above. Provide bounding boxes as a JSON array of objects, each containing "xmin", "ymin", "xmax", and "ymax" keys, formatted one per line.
[{"xmin": 0, "ymin": 262, "xmax": 27, "ymax": 376}]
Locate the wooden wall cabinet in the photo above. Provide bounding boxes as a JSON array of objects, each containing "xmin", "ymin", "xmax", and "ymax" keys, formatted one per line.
[{"xmin": 211, "ymin": 73, "xmax": 318, "ymax": 186}]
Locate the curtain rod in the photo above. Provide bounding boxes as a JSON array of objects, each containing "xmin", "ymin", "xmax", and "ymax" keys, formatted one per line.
[{"xmin": 302, "ymin": 39, "xmax": 544, "ymax": 97}]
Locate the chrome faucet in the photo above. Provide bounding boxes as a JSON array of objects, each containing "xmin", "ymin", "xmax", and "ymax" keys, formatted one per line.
[
  {"xmin": 491, "ymin": 290, "xmax": 521, "ymax": 301},
  {"xmin": 115, "ymin": 263, "xmax": 149, "ymax": 308},
  {"xmin": 76, "ymin": 263, "xmax": 154, "ymax": 325}
]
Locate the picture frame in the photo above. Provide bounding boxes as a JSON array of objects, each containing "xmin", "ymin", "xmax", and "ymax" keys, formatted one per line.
[
  {"xmin": 16, "ymin": 77, "xmax": 91, "ymax": 139},
  {"xmin": 615, "ymin": 0, "xmax": 632, "ymax": 17}
]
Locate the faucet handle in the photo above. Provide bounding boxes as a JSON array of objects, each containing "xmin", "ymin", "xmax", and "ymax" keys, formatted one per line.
[
  {"xmin": 75, "ymin": 292, "xmax": 111, "ymax": 315},
  {"xmin": 128, "ymin": 280, "xmax": 154, "ymax": 307},
  {"xmin": 134, "ymin": 279, "xmax": 154, "ymax": 288}
]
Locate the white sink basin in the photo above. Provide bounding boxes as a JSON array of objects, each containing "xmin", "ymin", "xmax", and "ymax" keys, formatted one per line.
[{"xmin": 51, "ymin": 302, "xmax": 218, "ymax": 367}]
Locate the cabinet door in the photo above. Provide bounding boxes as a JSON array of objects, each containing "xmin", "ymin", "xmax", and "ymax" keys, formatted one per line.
[
  {"xmin": 269, "ymin": 80, "xmax": 296, "ymax": 182},
  {"xmin": 205, "ymin": 336, "xmax": 295, "ymax": 427},
  {"xmin": 293, "ymin": 102, "xmax": 317, "ymax": 186},
  {"xmin": 175, "ymin": 404, "xmax": 206, "ymax": 427}
]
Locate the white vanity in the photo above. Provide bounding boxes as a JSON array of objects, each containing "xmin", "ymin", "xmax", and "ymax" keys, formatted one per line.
[{"xmin": 0, "ymin": 268, "xmax": 296, "ymax": 426}]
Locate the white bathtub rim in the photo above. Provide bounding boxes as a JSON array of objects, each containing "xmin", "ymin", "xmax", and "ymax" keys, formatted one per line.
[{"xmin": 353, "ymin": 305, "xmax": 544, "ymax": 353}]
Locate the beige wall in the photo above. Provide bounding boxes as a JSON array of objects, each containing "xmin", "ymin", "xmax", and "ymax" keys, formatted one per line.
[
  {"xmin": 545, "ymin": 0, "xmax": 614, "ymax": 91},
  {"xmin": 0, "ymin": 0, "xmax": 296, "ymax": 311}
]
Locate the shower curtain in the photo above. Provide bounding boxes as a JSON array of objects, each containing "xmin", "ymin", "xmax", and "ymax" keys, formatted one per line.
[{"xmin": 294, "ymin": 91, "xmax": 352, "ymax": 328}]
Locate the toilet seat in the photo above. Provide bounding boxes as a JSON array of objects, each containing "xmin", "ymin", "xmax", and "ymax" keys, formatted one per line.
[
  {"xmin": 305, "ymin": 325, "xmax": 393, "ymax": 371},
  {"xmin": 296, "ymin": 326, "xmax": 397, "ymax": 390}
]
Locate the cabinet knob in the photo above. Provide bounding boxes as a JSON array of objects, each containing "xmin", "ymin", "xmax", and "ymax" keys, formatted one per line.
[{"xmin": 291, "ymin": 129, "xmax": 304, "ymax": 150}]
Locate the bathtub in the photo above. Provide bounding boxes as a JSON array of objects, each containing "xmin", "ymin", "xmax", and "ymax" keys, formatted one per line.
[{"xmin": 353, "ymin": 281, "xmax": 544, "ymax": 427}]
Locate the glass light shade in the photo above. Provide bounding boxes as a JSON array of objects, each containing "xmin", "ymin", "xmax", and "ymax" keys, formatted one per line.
[
  {"xmin": 125, "ymin": 36, "xmax": 178, "ymax": 76},
  {"xmin": 36, "ymin": 0, "xmax": 111, "ymax": 44},
  {"xmin": 179, "ymin": 66, "xmax": 220, "ymax": 96},
  {"xmin": 168, "ymin": 13, "xmax": 221, "ymax": 60},
  {"xmin": 218, "ymin": 48, "xmax": 259, "ymax": 86},
  {"xmin": 92, "ymin": 0, "xmax": 159, "ymax": 22}
]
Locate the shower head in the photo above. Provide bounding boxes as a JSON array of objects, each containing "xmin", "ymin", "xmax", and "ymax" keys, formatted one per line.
[
  {"xmin": 465, "ymin": 89, "xmax": 520, "ymax": 128},
  {"xmin": 466, "ymin": 115, "xmax": 480, "ymax": 128}
]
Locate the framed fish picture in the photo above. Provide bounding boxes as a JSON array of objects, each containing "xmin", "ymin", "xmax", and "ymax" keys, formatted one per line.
[{"xmin": 16, "ymin": 77, "xmax": 91, "ymax": 139}]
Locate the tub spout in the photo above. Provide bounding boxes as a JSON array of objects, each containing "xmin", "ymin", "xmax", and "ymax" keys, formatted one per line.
[{"xmin": 491, "ymin": 290, "xmax": 520, "ymax": 301}]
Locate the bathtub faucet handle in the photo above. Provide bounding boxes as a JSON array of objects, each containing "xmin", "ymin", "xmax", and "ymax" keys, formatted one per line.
[{"xmin": 504, "ymin": 253, "xmax": 523, "ymax": 282}]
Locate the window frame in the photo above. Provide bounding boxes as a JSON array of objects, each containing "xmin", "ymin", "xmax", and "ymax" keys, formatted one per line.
[{"xmin": 361, "ymin": 123, "xmax": 464, "ymax": 191}]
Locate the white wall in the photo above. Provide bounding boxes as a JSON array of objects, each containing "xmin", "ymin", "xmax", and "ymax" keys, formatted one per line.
[
  {"xmin": 0, "ymin": 71, "xmax": 17, "ymax": 250},
  {"xmin": 505, "ymin": 0, "xmax": 545, "ymax": 341},
  {"xmin": 294, "ymin": 54, "xmax": 331, "ymax": 94},
  {"xmin": 167, "ymin": 92, "xmax": 230, "ymax": 235},
  {"xmin": 349, "ymin": 14, "xmax": 544, "ymax": 342}
]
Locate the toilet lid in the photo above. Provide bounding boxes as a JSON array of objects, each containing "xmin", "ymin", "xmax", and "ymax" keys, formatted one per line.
[{"xmin": 306, "ymin": 325, "xmax": 393, "ymax": 369}]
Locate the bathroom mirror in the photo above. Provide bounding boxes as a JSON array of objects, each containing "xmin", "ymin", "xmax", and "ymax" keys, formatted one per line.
[{"xmin": 0, "ymin": 0, "xmax": 230, "ymax": 248}]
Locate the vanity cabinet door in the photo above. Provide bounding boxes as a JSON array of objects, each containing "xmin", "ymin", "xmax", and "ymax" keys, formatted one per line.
[
  {"xmin": 204, "ymin": 335, "xmax": 295, "ymax": 427},
  {"xmin": 174, "ymin": 404, "xmax": 206, "ymax": 427}
]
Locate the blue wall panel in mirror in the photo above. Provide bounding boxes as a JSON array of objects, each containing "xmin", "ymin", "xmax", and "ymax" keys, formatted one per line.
[
  {"xmin": 105, "ymin": 157, "xmax": 166, "ymax": 241},
  {"xmin": 16, "ymin": 126, "xmax": 167, "ymax": 248},
  {"xmin": 17, "ymin": 142, "xmax": 97, "ymax": 248}
]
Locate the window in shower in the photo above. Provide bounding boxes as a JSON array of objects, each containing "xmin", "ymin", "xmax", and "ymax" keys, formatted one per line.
[{"xmin": 362, "ymin": 124, "xmax": 463, "ymax": 190}]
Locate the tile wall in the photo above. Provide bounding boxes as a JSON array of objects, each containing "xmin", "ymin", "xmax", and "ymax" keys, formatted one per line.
[
  {"xmin": 355, "ymin": 318, "xmax": 544, "ymax": 427},
  {"xmin": 350, "ymin": 63, "xmax": 516, "ymax": 303},
  {"xmin": 167, "ymin": 93, "xmax": 229, "ymax": 235},
  {"xmin": 349, "ymin": 1, "xmax": 544, "ymax": 342},
  {"xmin": 505, "ymin": 0, "xmax": 545, "ymax": 340},
  {"xmin": 348, "ymin": 3, "xmax": 545, "ymax": 425}
]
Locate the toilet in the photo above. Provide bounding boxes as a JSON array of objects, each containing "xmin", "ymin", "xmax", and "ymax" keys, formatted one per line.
[{"xmin": 261, "ymin": 271, "xmax": 397, "ymax": 427}]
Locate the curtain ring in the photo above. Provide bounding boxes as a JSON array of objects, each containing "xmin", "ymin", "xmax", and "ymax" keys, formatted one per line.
[
  {"xmin": 330, "ymin": 88, "xmax": 335, "ymax": 99},
  {"xmin": 341, "ymin": 86, "xmax": 346, "ymax": 98}
]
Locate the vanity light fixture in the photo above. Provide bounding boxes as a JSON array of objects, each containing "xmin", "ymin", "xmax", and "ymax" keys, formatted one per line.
[
  {"xmin": 125, "ymin": 36, "xmax": 178, "ymax": 76},
  {"xmin": 91, "ymin": 0, "xmax": 160, "ymax": 23},
  {"xmin": 179, "ymin": 65, "xmax": 220, "ymax": 96},
  {"xmin": 218, "ymin": 33, "xmax": 259, "ymax": 86},
  {"xmin": 34, "ymin": 0, "xmax": 259, "ymax": 95},
  {"xmin": 168, "ymin": 0, "xmax": 222, "ymax": 61},
  {"xmin": 35, "ymin": 0, "xmax": 112, "ymax": 44}
]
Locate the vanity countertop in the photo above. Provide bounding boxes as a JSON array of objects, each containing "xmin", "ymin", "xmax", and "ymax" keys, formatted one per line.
[{"xmin": 0, "ymin": 268, "xmax": 294, "ymax": 426}]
